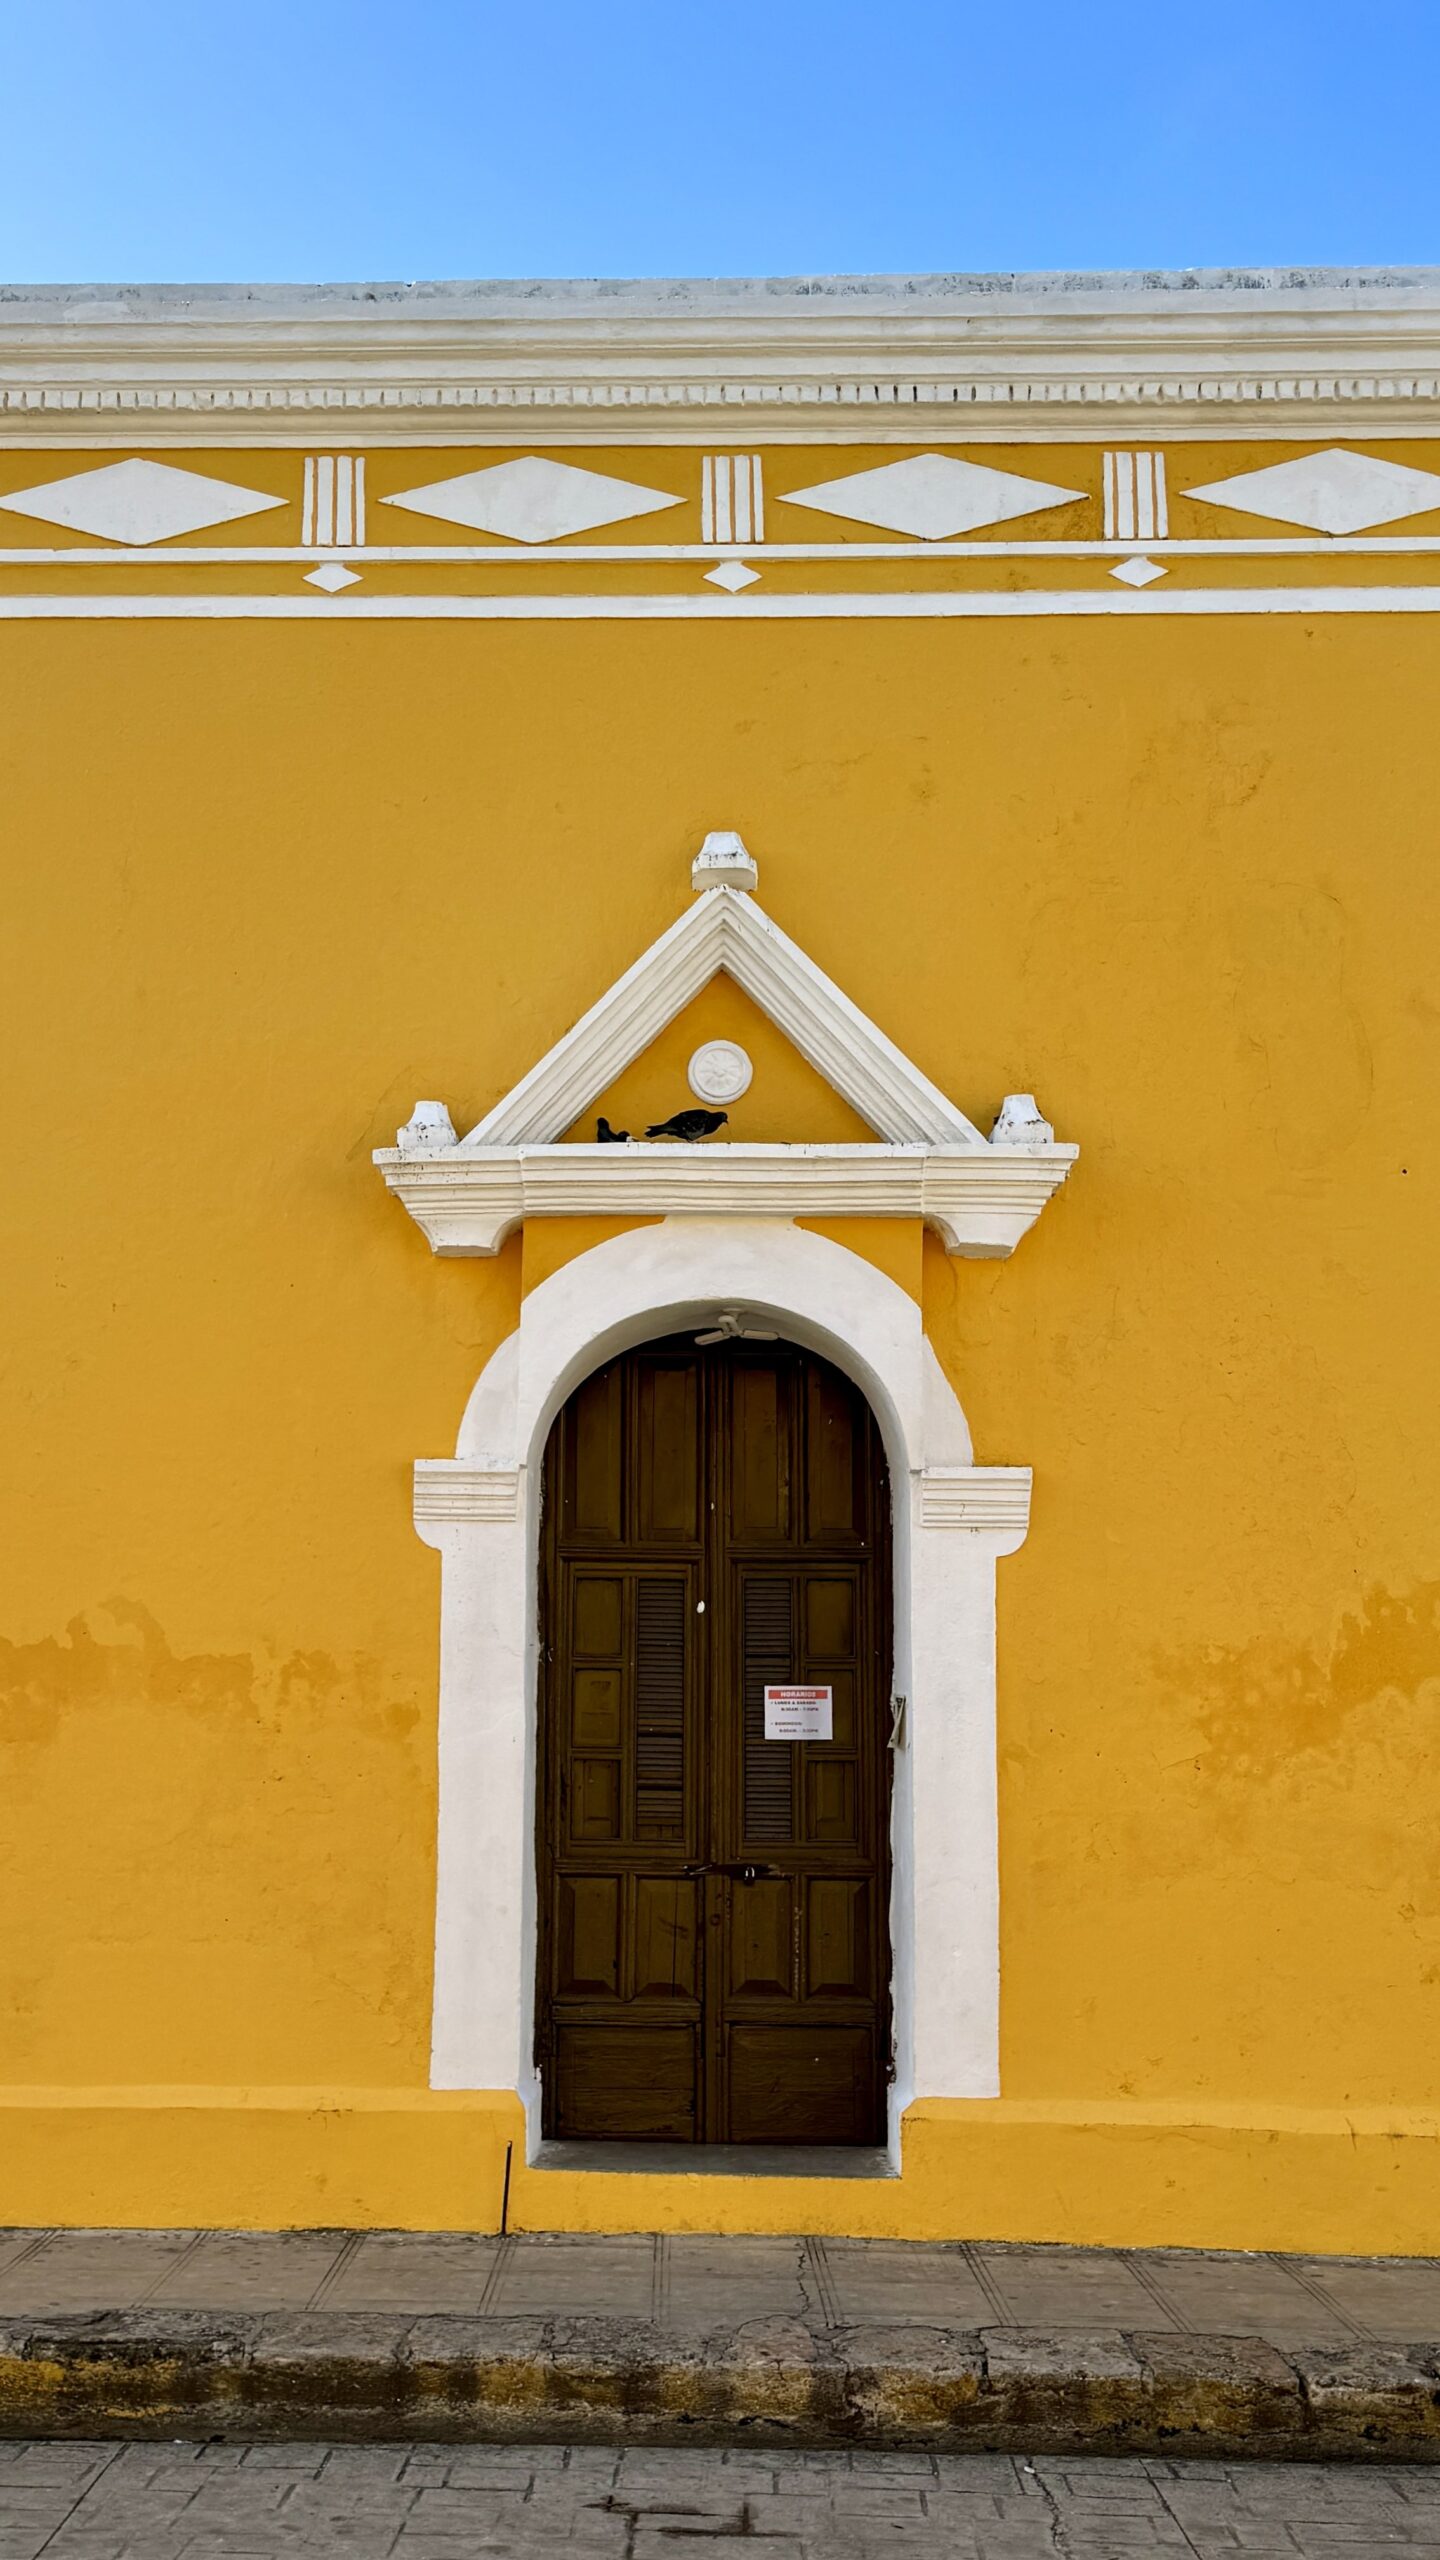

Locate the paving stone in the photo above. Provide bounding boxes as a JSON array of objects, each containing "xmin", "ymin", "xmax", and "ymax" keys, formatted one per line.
[
  {"xmin": 974, "ymin": 2247, "xmax": 1177, "ymax": 2331},
  {"xmin": 1294, "ymin": 2258, "xmax": 1440, "ymax": 2339},
  {"xmin": 823, "ymin": 2242, "xmax": 993, "ymax": 2327},
  {"xmin": 325, "ymin": 2234, "xmax": 503, "ymax": 2313},
  {"xmin": 666, "ymin": 2239, "xmax": 814, "ymax": 2326},
  {"xmin": 1130, "ymin": 2328, "xmax": 1302, "ymax": 2443},
  {"xmin": 494, "ymin": 2238, "xmax": 655, "ymax": 2318},
  {"xmin": 148, "ymin": 2235, "xmax": 346, "ymax": 2312},
  {"xmin": 245, "ymin": 2311, "xmax": 412, "ymax": 2364},
  {"xmin": 1291, "ymin": 2338, "xmax": 1440, "ymax": 2451},
  {"xmin": 0, "ymin": 2233, "xmax": 196, "ymax": 2316},
  {"xmin": 1142, "ymin": 2250, "xmax": 1360, "ymax": 2342}
]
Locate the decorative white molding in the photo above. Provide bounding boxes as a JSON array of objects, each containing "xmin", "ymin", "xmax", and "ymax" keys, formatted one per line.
[
  {"xmin": 397, "ymin": 1098, "xmax": 458, "ymax": 1152},
  {"xmin": 383, "ymin": 455, "xmax": 683, "ymax": 541},
  {"xmin": 420, "ymin": 1217, "xmax": 1017, "ymax": 2135},
  {"xmin": 376, "ymin": 1141, "xmax": 1077, "ymax": 1259},
  {"xmin": 701, "ymin": 454, "xmax": 764, "ymax": 541},
  {"xmin": 0, "ymin": 457, "xmax": 284, "ymax": 542},
  {"xmin": 301, "ymin": 454, "xmax": 365, "ymax": 546},
  {"xmin": 11, "ymin": 586, "xmax": 1440, "ymax": 621},
  {"xmin": 918, "ymin": 1466, "xmax": 1033, "ymax": 1532},
  {"xmin": 413, "ymin": 1461, "xmax": 521, "ymax": 1522},
  {"xmin": 1183, "ymin": 446, "xmax": 1440, "ymax": 534},
  {"xmin": 690, "ymin": 829, "xmax": 758, "ymax": 892},
  {"xmin": 458, "ymin": 885, "xmax": 985, "ymax": 1151},
  {"xmin": 784, "ymin": 453, "xmax": 1084, "ymax": 538},
  {"xmin": 688, "ymin": 1038, "xmax": 752, "ymax": 1103},
  {"xmin": 989, "ymin": 1092, "xmax": 1055, "ymax": 1147},
  {"xmin": 5, "ymin": 272, "xmax": 1440, "ymax": 446},
  {"xmin": 1103, "ymin": 450, "xmax": 1167, "ymax": 541}
]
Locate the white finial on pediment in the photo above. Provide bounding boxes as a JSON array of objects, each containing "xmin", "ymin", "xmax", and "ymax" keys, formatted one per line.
[
  {"xmin": 397, "ymin": 1099, "xmax": 458, "ymax": 1152},
  {"xmin": 989, "ymin": 1093, "xmax": 1055, "ymax": 1149},
  {"xmin": 691, "ymin": 830, "xmax": 758, "ymax": 893}
]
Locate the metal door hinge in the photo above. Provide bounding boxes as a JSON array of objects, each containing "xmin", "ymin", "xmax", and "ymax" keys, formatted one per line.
[{"xmin": 887, "ymin": 1695, "xmax": 908, "ymax": 1750}]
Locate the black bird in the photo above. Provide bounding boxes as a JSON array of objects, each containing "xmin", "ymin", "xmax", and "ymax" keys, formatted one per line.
[
  {"xmin": 644, "ymin": 1108, "xmax": 729, "ymax": 1142},
  {"xmin": 596, "ymin": 1117, "xmax": 630, "ymax": 1143}
]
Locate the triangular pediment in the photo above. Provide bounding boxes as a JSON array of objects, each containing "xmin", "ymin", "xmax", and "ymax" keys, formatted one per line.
[
  {"xmin": 461, "ymin": 883, "xmax": 985, "ymax": 1150},
  {"xmin": 561, "ymin": 976, "xmax": 878, "ymax": 1145}
]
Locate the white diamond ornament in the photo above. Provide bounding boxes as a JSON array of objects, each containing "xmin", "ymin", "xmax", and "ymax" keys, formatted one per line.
[
  {"xmin": 305, "ymin": 562, "xmax": 362, "ymax": 592},
  {"xmin": 705, "ymin": 561, "xmax": 761, "ymax": 591},
  {"xmin": 383, "ymin": 456, "xmax": 682, "ymax": 544},
  {"xmin": 782, "ymin": 452, "xmax": 1085, "ymax": 540},
  {"xmin": 0, "ymin": 458, "xmax": 285, "ymax": 546},
  {"xmin": 1109, "ymin": 555, "xmax": 1168, "ymax": 587},
  {"xmin": 1183, "ymin": 448, "xmax": 1440, "ymax": 536}
]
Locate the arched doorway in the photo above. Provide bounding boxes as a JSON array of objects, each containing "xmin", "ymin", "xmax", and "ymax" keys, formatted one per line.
[{"xmin": 535, "ymin": 1327, "xmax": 894, "ymax": 2146}]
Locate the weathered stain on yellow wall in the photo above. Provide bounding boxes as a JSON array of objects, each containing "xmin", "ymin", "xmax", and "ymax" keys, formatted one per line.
[{"xmin": 3, "ymin": 611, "xmax": 1438, "ymax": 2239}]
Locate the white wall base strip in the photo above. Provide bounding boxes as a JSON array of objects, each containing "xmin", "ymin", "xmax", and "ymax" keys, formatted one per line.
[{"xmin": 3, "ymin": 586, "xmax": 1440, "ymax": 620}]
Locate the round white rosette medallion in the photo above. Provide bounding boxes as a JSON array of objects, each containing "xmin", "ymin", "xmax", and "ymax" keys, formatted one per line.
[{"xmin": 687, "ymin": 1040, "xmax": 754, "ymax": 1104}]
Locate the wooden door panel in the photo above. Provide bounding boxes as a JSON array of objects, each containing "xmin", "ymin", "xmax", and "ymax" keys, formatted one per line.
[
  {"xmin": 632, "ymin": 1878, "xmax": 699, "ymax": 2000},
  {"xmin": 634, "ymin": 1359, "xmax": 701, "ymax": 1542},
  {"xmin": 730, "ymin": 1363, "xmax": 792, "ymax": 1538},
  {"xmin": 556, "ymin": 1875, "xmax": 622, "ymax": 1995},
  {"xmin": 805, "ymin": 1756, "xmax": 858, "ymax": 1845},
  {"xmin": 726, "ymin": 2025, "xmax": 876, "ymax": 2144},
  {"xmin": 573, "ymin": 1575, "xmax": 623, "ymax": 1657},
  {"xmin": 805, "ymin": 1361, "xmax": 864, "ymax": 1541},
  {"xmin": 805, "ymin": 1879, "xmax": 872, "ymax": 1997},
  {"xmin": 572, "ymin": 1667, "xmax": 623, "ymax": 1750},
  {"xmin": 728, "ymin": 1877, "xmax": 794, "ymax": 1998},
  {"xmin": 553, "ymin": 2025, "xmax": 697, "ymax": 2141},
  {"xmin": 805, "ymin": 1578, "xmax": 855, "ymax": 1657},
  {"xmin": 569, "ymin": 1757, "xmax": 622, "ymax": 1844},
  {"xmin": 539, "ymin": 1334, "xmax": 890, "ymax": 2145},
  {"xmin": 565, "ymin": 1363, "xmax": 624, "ymax": 1539}
]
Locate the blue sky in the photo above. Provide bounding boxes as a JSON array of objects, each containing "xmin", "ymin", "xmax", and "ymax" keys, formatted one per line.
[{"xmin": 1, "ymin": 0, "xmax": 1436, "ymax": 284}]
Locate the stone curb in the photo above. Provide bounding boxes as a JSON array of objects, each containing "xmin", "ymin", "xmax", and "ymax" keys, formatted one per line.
[{"xmin": 1, "ymin": 2313, "xmax": 1439, "ymax": 2457}]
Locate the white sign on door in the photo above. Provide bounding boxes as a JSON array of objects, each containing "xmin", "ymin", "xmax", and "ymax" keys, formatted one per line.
[{"xmin": 763, "ymin": 1684, "xmax": 833, "ymax": 1741}]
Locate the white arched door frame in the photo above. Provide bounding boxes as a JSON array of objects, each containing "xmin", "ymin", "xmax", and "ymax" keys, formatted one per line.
[{"xmin": 414, "ymin": 1216, "xmax": 1031, "ymax": 2158}]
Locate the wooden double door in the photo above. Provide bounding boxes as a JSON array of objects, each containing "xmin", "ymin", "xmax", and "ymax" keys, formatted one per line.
[{"xmin": 536, "ymin": 1332, "xmax": 893, "ymax": 2146}]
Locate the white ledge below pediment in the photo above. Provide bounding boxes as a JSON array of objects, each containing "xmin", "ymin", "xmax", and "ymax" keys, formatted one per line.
[{"xmin": 374, "ymin": 1139, "xmax": 1078, "ymax": 1258}]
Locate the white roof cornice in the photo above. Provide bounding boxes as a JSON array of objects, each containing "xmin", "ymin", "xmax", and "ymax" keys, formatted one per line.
[{"xmin": 6, "ymin": 269, "xmax": 1440, "ymax": 444}]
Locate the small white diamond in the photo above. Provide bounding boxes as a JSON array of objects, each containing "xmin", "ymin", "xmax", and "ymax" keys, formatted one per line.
[
  {"xmin": 1109, "ymin": 555, "xmax": 1168, "ymax": 587},
  {"xmin": 1184, "ymin": 448, "xmax": 1440, "ymax": 535},
  {"xmin": 384, "ymin": 456, "xmax": 682, "ymax": 544},
  {"xmin": 705, "ymin": 561, "xmax": 761, "ymax": 591},
  {"xmin": 0, "ymin": 457, "xmax": 284, "ymax": 546},
  {"xmin": 305, "ymin": 562, "xmax": 362, "ymax": 592},
  {"xmin": 783, "ymin": 452, "xmax": 1084, "ymax": 540}
]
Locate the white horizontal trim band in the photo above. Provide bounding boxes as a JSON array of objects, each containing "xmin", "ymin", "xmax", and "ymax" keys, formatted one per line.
[
  {"xmin": 4, "ymin": 588, "xmax": 1440, "ymax": 619},
  {"xmin": 7, "ymin": 536, "xmax": 1440, "ymax": 565},
  {"xmin": 375, "ymin": 1140, "xmax": 1079, "ymax": 1259},
  {"xmin": 917, "ymin": 1467, "xmax": 1034, "ymax": 1532},
  {"xmin": 412, "ymin": 1462, "xmax": 521, "ymax": 1522}
]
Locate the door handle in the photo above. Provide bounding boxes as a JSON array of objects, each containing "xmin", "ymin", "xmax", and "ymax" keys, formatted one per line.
[{"xmin": 683, "ymin": 1862, "xmax": 778, "ymax": 1882}]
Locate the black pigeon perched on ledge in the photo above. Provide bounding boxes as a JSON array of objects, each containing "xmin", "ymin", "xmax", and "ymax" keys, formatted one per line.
[
  {"xmin": 644, "ymin": 1108, "xmax": 729, "ymax": 1142},
  {"xmin": 596, "ymin": 1117, "xmax": 630, "ymax": 1143}
]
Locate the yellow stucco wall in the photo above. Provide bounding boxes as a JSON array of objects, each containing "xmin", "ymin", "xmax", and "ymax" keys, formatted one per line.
[{"xmin": 3, "ymin": 602, "xmax": 1438, "ymax": 2243}]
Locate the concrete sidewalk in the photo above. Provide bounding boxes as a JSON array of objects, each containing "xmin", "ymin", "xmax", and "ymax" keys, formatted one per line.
[{"xmin": 2, "ymin": 2228, "xmax": 1440, "ymax": 2457}]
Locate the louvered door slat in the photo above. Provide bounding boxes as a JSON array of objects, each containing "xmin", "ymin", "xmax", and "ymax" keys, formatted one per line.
[
  {"xmin": 636, "ymin": 1576, "xmax": 686, "ymax": 1838},
  {"xmin": 742, "ymin": 1576, "xmax": 794, "ymax": 1841}
]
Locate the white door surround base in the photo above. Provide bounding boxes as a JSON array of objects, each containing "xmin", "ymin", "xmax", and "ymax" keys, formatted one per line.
[{"xmin": 415, "ymin": 1217, "xmax": 1030, "ymax": 2159}]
